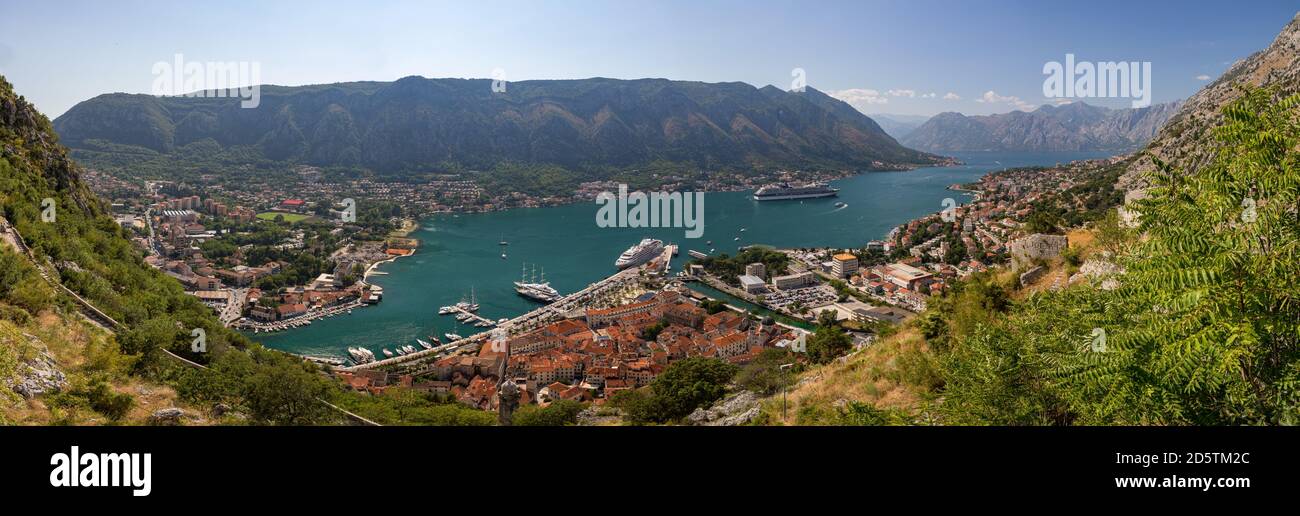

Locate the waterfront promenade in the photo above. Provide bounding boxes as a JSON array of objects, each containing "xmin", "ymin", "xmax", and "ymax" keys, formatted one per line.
[{"xmin": 336, "ymin": 262, "xmax": 644, "ymax": 371}]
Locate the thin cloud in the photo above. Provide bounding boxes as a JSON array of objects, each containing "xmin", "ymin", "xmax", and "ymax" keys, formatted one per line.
[
  {"xmin": 942, "ymin": 92, "xmax": 961, "ymax": 100},
  {"xmin": 887, "ymin": 89, "xmax": 916, "ymax": 98},
  {"xmin": 1195, "ymin": 74, "xmax": 1211, "ymax": 81},
  {"xmin": 830, "ymin": 88, "xmax": 890, "ymax": 110},
  {"xmin": 975, "ymin": 90, "xmax": 1034, "ymax": 111}
]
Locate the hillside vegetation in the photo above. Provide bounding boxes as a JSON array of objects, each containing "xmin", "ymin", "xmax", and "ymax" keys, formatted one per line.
[
  {"xmin": 53, "ymin": 77, "xmax": 948, "ymax": 185},
  {"xmin": 764, "ymin": 88, "xmax": 1300, "ymax": 425},
  {"xmin": 0, "ymin": 75, "xmax": 489, "ymax": 426}
]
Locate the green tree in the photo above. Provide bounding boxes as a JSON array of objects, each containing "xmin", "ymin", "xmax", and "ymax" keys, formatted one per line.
[
  {"xmin": 512, "ymin": 399, "xmax": 585, "ymax": 426},
  {"xmin": 241, "ymin": 362, "xmax": 334, "ymax": 425},
  {"xmin": 806, "ymin": 324, "xmax": 852, "ymax": 364}
]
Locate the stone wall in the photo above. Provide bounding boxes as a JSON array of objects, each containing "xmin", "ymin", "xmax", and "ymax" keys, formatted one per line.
[{"xmin": 1007, "ymin": 233, "xmax": 1068, "ymax": 269}]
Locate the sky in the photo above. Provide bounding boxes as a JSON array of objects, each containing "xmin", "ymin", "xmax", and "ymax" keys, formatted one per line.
[{"xmin": 1, "ymin": 0, "xmax": 1296, "ymax": 118}]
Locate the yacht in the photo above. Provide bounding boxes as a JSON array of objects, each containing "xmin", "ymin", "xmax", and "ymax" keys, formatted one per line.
[
  {"xmin": 614, "ymin": 238, "xmax": 665, "ymax": 269},
  {"xmin": 753, "ymin": 181, "xmax": 839, "ymax": 201},
  {"xmin": 417, "ymin": 339, "xmax": 433, "ymax": 350},
  {"xmin": 455, "ymin": 288, "xmax": 480, "ymax": 312},
  {"xmin": 445, "ymin": 333, "xmax": 464, "ymax": 342},
  {"xmin": 515, "ymin": 263, "xmax": 562, "ymax": 303},
  {"xmin": 382, "ymin": 348, "xmax": 395, "ymax": 357},
  {"xmin": 347, "ymin": 347, "xmax": 375, "ymax": 364}
]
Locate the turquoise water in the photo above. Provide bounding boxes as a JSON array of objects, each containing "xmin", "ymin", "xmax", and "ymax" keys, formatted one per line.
[{"xmin": 252, "ymin": 151, "xmax": 1112, "ymax": 357}]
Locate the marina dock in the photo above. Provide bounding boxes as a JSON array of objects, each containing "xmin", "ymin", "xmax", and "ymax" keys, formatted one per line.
[{"xmin": 448, "ymin": 305, "xmax": 497, "ymax": 327}]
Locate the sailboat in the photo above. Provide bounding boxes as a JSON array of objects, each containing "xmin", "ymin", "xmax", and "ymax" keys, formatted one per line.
[
  {"xmin": 514, "ymin": 263, "xmax": 561, "ymax": 303},
  {"xmin": 455, "ymin": 288, "xmax": 480, "ymax": 312}
]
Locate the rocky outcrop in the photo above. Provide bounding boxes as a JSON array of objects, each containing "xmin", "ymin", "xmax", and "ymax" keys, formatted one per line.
[
  {"xmin": 7, "ymin": 334, "xmax": 67, "ymax": 399},
  {"xmin": 1119, "ymin": 13, "xmax": 1300, "ymax": 193},
  {"xmin": 1078, "ymin": 258, "xmax": 1125, "ymax": 291},
  {"xmin": 688, "ymin": 391, "xmax": 760, "ymax": 426},
  {"xmin": 148, "ymin": 407, "xmax": 186, "ymax": 426},
  {"xmin": 575, "ymin": 406, "xmax": 623, "ymax": 426}
]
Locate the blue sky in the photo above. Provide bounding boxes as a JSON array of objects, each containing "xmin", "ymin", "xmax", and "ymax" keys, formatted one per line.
[{"xmin": 1, "ymin": 0, "xmax": 1296, "ymax": 118}]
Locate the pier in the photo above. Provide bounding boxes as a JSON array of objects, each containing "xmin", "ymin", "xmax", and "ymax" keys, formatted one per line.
[{"xmin": 447, "ymin": 305, "xmax": 497, "ymax": 327}]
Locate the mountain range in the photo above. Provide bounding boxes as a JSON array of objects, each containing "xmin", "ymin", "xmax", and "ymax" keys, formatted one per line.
[
  {"xmin": 51, "ymin": 77, "xmax": 950, "ymax": 174},
  {"xmin": 867, "ymin": 113, "xmax": 931, "ymax": 140},
  {"xmin": 1119, "ymin": 12, "xmax": 1300, "ymax": 191},
  {"xmin": 900, "ymin": 101, "xmax": 1181, "ymax": 153}
]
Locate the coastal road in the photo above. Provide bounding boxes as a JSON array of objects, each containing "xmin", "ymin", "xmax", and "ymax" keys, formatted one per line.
[{"xmin": 219, "ymin": 288, "xmax": 247, "ymax": 326}]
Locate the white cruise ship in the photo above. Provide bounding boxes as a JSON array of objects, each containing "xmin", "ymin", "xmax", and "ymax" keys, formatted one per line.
[
  {"xmin": 615, "ymin": 238, "xmax": 665, "ymax": 269},
  {"xmin": 752, "ymin": 182, "xmax": 839, "ymax": 201}
]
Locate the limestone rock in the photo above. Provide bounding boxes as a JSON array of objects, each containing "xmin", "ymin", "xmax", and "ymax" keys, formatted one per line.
[
  {"xmin": 8, "ymin": 336, "xmax": 66, "ymax": 399},
  {"xmin": 148, "ymin": 408, "xmax": 185, "ymax": 426},
  {"xmin": 688, "ymin": 391, "xmax": 760, "ymax": 426}
]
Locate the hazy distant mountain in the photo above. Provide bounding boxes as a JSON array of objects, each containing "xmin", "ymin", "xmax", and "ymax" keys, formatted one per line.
[
  {"xmin": 869, "ymin": 113, "xmax": 931, "ymax": 139},
  {"xmin": 52, "ymin": 77, "xmax": 949, "ymax": 174},
  {"xmin": 900, "ymin": 101, "xmax": 1181, "ymax": 153}
]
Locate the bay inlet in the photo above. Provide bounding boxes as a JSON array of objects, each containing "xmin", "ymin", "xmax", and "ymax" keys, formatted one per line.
[{"xmin": 251, "ymin": 151, "xmax": 1113, "ymax": 358}]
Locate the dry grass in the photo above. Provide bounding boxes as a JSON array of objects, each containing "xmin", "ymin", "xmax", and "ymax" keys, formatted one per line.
[
  {"xmin": 1066, "ymin": 228, "xmax": 1095, "ymax": 251},
  {"xmin": 1, "ymin": 308, "xmax": 203, "ymax": 425},
  {"xmin": 758, "ymin": 326, "xmax": 933, "ymax": 425}
]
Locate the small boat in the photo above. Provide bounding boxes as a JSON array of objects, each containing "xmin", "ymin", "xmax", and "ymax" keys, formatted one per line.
[
  {"xmin": 428, "ymin": 335, "xmax": 442, "ymax": 344},
  {"xmin": 438, "ymin": 306, "xmax": 455, "ymax": 315},
  {"xmin": 497, "ymin": 318, "xmax": 508, "ymax": 324},
  {"xmin": 706, "ymin": 240, "xmax": 712, "ymax": 245},
  {"xmin": 382, "ymin": 348, "xmax": 394, "ymax": 358},
  {"xmin": 740, "ymin": 228, "xmax": 746, "ymax": 232},
  {"xmin": 501, "ymin": 253, "xmax": 507, "ymax": 259},
  {"xmin": 456, "ymin": 312, "xmax": 472, "ymax": 321},
  {"xmin": 445, "ymin": 333, "xmax": 463, "ymax": 342},
  {"xmin": 405, "ymin": 345, "xmax": 417, "ymax": 354},
  {"xmin": 417, "ymin": 339, "xmax": 433, "ymax": 350},
  {"xmin": 733, "ymin": 237, "xmax": 740, "ymax": 241},
  {"xmin": 834, "ymin": 201, "xmax": 847, "ymax": 208}
]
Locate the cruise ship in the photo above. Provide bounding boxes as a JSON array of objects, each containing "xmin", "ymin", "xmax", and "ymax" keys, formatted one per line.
[
  {"xmin": 515, "ymin": 263, "xmax": 562, "ymax": 303},
  {"xmin": 615, "ymin": 238, "xmax": 665, "ymax": 269},
  {"xmin": 752, "ymin": 181, "xmax": 839, "ymax": 201}
]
